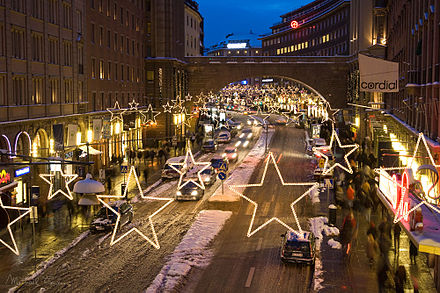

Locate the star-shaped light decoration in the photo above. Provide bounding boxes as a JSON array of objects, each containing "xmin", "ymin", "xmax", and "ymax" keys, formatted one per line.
[
  {"xmin": 171, "ymin": 95, "xmax": 184, "ymax": 111},
  {"xmin": 229, "ymin": 152, "xmax": 319, "ymax": 237},
  {"xmin": 185, "ymin": 94, "xmax": 192, "ymax": 102},
  {"xmin": 313, "ymin": 130, "xmax": 359, "ymax": 175},
  {"xmin": 281, "ymin": 111, "xmax": 302, "ymax": 126},
  {"xmin": 40, "ymin": 170, "xmax": 78, "ymax": 200},
  {"xmin": 107, "ymin": 101, "xmax": 127, "ymax": 122},
  {"xmin": 128, "ymin": 99, "xmax": 139, "ymax": 111},
  {"xmin": 96, "ymin": 194, "xmax": 174, "ymax": 249},
  {"xmin": 375, "ymin": 133, "xmax": 440, "ymax": 223},
  {"xmin": 169, "ymin": 141, "xmax": 211, "ymax": 190},
  {"xmin": 140, "ymin": 104, "xmax": 160, "ymax": 126},
  {"xmin": 250, "ymin": 106, "xmax": 270, "ymax": 126},
  {"xmin": 321, "ymin": 102, "xmax": 341, "ymax": 124},
  {"xmin": 0, "ymin": 198, "xmax": 31, "ymax": 255},
  {"xmin": 179, "ymin": 106, "xmax": 194, "ymax": 128},
  {"xmin": 162, "ymin": 102, "xmax": 173, "ymax": 113},
  {"xmin": 123, "ymin": 166, "xmax": 144, "ymax": 199}
]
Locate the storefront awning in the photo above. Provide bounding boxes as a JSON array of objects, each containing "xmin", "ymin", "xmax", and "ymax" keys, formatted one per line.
[
  {"xmin": 0, "ymin": 181, "xmax": 18, "ymax": 194},
  {"xmin": 79, "ymin": 145, "xmax": 102, "ymax": 156}
]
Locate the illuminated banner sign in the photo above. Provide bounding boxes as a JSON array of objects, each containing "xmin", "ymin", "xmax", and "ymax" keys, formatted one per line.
[
  {"xmin": 0, "ymin": 169, "xmax": 11, "ymax": 185},
  {"xmin": 14, "ymin": 167, "xmax": 30, "ymax": 177},
  {"xmin": 378, "ymin": 169, "xmax": 410, "ymax": 221},
  {"xmin": 359, "ymin": 54, "xmax": 399, "ymax": 92},
  {"xmin": 290, "ymin": 20, "xmax": 299, "ymax": 29}
]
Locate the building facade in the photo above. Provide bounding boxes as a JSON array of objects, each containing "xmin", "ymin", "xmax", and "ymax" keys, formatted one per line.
[
  {"xmin": 206, "ymin": 36, "xmax": 261, "ymax": 57},
  {"xmin": 184, "ymin": 0, "xmax": 203, "ymax": 57},
  {"xmin": 261, "ymin": 0, "xmax": 350, "ymax": 57}
]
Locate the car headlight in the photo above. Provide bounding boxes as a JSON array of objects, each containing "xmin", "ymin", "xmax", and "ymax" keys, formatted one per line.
[
  {"xmin": 222, "ymin": 153, "xmax": 226, "ymax": 157},
  {"xmin": 191, "ymin": 190, "xmax": 198, "ymax": 196},
  {"xmin": 247, "ymin": 133, "xmax": 252, "ymax": 139},
  {"xmin": 243, "ymin": 141, "xmax": 249, "ymax": 148},
  {"xmin": 247, "ymin": 120, "xmax": 251, "ymax": 125},
  {"xmin": 204, "ymin": 177, "xmax": 210, "ymax": 182},
  {"xmin": 176, "ymin": 191, "xmax": 182, "ymax": 196},
  {"xmin": 232, "ymin": 153, "xmax": 237, "ymax": 158},
  {"xmin": 237, "ymin": 125, "xmax": 242, "ymax": 130},
  {"xmin": 235, "ymin": 141, "xmax": 241, "ymax": 147}
]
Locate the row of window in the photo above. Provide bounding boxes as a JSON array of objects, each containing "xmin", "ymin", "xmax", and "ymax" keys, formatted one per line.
[
  {"xmin": 270, "ymin": 41, "xmax": 348, "ymax": 56},
  {"xmin": 91, "ymin": 0, "xmax": 141, "ymax": 32},
  {"xmin": 91, "ymin": 91, "xmax": 144, "ymax": 111},
  {"xmin": 0, "ymin": 75, "xmax": 84, "ymax": 106},
  {"xmin": 90, "ymin": 24, "xmax": 142, "ymax": 57},
  {"xmin": 90, "ymin": 58, "xmax": 142, "ymax": 83},
  {"xmin": 186, "ymin": 13, "xmax": 201, "ymax": 31}
]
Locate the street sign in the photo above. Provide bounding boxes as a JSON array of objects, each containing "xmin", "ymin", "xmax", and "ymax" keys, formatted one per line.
[
  {"xmin": 30, "ymin": 206, "xmax": 38, "ymax": 224},
  {"xmin": 218, "ymin": 172, "xmax": 227, "ymax": 181},
  {"xmin": 324, "ymin": 178, "xmax": 334, "ymax": 189},
  {"xmin": 318, "ymin": 158, "xmax": 325, "ymax": 169},
  {"xmin": 121, "ymin": 165, "xmax": 128, "ymax": 174},
  {"xmin": 218, "ymin": 162, "xmax": 228, "ymax": 172}
]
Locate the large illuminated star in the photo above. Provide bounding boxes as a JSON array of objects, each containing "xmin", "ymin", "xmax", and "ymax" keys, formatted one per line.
[
  {"xmin": 40, "ymin": 170, "xmax": 78, "ymax": 200},
  {"xmin": 375, "ymin": 133, "xmax": 440, "ymax": 223},
  {"xmin": 0, "ymin": 198, "xmax": 31, "ymax": 255},
  {"xmin": 229, "ymin": 152, "xmax": 319, "ymax": 237},
  {"xmin": 140, "ymin": 104, "xmax": 161, "ymax": 125},
  {"xmin": 107, "ymin": 101, "xmax": 127, "ymax": 122},
  {"xmin": 169, "ymin": 141, "xmax": 211, "ymax": 190},
  {"xmin": 250, "ymin": 106, "xmax": 270, "ymax": 126},
  {"xmin": 97, "ymin": 194, "xmax": 174, "ymax": 249},
  {"xmin": 313, "ymin": 130, "xmax": 359, "ymax": 175}
]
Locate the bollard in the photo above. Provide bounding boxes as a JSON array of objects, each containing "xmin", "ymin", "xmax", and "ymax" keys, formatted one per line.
[{"xmin": 329, "ymin": 204, "xmax": 337, "ymax": 226}]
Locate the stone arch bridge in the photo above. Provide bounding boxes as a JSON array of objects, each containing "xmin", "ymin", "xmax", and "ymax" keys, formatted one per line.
[{"xmin": 185, "ymin": 56, "xmax": 351, "ymax": 108}]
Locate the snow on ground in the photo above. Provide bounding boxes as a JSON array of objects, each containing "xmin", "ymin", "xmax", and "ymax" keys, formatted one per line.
[
  {"xmin": 146, "ymin": 210, "xmax": 232, "ymax": 293},
  {"xmin": 308, "ymin": 216, "xmax": 328, "ymax": 292},
  {"xmin": 8, "ymin": 231, "xmax": 90, "ymax": 293},
  {"xmin": 309, "ymin": 186, "xmax": 320, "ymax": 204},
  {"xmin": 209, "ymin": 129, "xmax": 275, "ymax": 202},
  {"xmin": 327, "ymin": 238, "xmax": 342, "ymax": 249},
  {"xmin": 323, "ymin": 225, "xmax": 339, "ymax": 237}
]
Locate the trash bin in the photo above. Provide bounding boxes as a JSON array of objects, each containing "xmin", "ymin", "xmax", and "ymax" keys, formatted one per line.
[
  {"xmin": 121, "ymin": 183, "xmax": 127, "ymax": 197},
  {"xmin": 328, "ymin": 204, "xmax": 337, "ymax": 226}
]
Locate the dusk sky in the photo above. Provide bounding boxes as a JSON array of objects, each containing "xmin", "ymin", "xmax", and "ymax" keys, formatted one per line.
[{"xmin": 197, "ymin": 0, "xmax": 312, "ymax": 47}]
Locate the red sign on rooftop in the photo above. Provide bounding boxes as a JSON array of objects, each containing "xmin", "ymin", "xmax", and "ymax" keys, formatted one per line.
[{"xmin": 290, "ymin": 20, "xmax": 299, "ymax": 29}]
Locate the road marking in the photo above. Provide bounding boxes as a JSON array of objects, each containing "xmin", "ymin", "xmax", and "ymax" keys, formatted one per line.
[
  {"xmin": 245, "ymin": 267, "xmax": 255, "ymax": 288},
  {"xmin": 256, "ymin": 238, "xmax": 263, "ymax": 251}
]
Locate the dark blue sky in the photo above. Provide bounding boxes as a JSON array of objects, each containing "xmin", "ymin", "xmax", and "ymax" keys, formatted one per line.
[{"xmin": 197, "ymin": 0, "xmax": 312, "ymax": 47}]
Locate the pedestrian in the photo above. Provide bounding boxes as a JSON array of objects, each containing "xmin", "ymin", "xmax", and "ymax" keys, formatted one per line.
[
  {"xmin": 143, "ymin": 168, "xmax": 149, "ymax": 185},
  {"xmin": 379, "ymin": 230, "xmax": 392, "ymax": 265},
  {"xmin": 379, "ymin": 217, "xmax": 392, "ymax": 240},
  {"xmin": 377, "ymin": 257, "xmax": 389, "ymax": 293},
  {"xmin": 394, "ymin": 265, "xmax": 406, "ymax": 293},
  {"xmin": 367, "ymin": 221, "xmax": 378, "ymax": 240},
  {"xmin": 66, "ymin": 199, "xmax": 74, "ymax": 222},
  {"xmin": 144, "ymin": 150, "xmax": 150, "ymax": 165},
  {"xmin": 393, "ymin": 222, "xmax": 401, "ymax": 254},
  {"xmin": 341, "ymin": 211, "xmax": 357, "ymax": 253},
  {"xmin": 335, "ymin": 184, "xmax": 344, "ymax": 206},
  {"xmin": 150, "ymin": 149, "xmax": 156, "ymax": 164},
  {"xmin": 409, "ymin": 240, "xmax": 418, "ymax": 264},
  {"xmin": 366, "ymin": 233, "xmax": 378, "ymax": 267},
  {"xmin": 346, "ymin": 184, "xmax": 355, "ymax": 209},
  {"xmin": 106, "ymin": 176, "xmax": 112, "ymax": 193},
  {"xmin": 158, "ymin": 148, "xmax": 165, "ymax": 163}
]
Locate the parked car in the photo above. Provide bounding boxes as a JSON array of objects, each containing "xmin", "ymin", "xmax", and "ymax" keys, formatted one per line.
[
  {"xmin": 280, "ymin": 231, "xmax": 316, "ymax": 265},
  {"xmin": 202, "ymin": 139, "xmax": 218, "ymax": 152},
  {"xmin": 211, "ymin": 155, "xmax": 228, "ymax": 171},
  {"xmin": 216, "ymin": 130, "xmax": 231, "ymax": 144},
  {"xmin": 90, "ymin": 201, "xmax": 133, "ymax": 233},
  {"xmin": 223, "ymin": 147, "xmax": 238, "ymax": 163},
  {"xmin": 176, "ymin": 180, "xmax": 204, "ymax": 201},
  {"xmin": 161, "ymin": 156, "xmax": 186, "ymax": 179}
]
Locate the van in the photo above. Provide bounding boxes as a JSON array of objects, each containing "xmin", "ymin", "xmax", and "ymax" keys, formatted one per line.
[{"xmin": 161, "ymin": 156, "xmax": 186, "ymax": 179}]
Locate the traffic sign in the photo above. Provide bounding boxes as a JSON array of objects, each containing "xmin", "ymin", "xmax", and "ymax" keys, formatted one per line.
[
  {"xmin": 121, "ymin": 165, "xmax": 128, "ymax": 174},
  {"xmin": 218, "ymin": 172, "xmax": 227, "ymax": 181},
  {"xmin": 218, "ymin": 162, "xmax": 228, "ymax": 172},
  {"xmin": 318, "ymin": 158, "xmax": 325, "ymax": 169},
  {"xmin": 324, "ymin": 178, "xmax": 334, "ymax": 189}
]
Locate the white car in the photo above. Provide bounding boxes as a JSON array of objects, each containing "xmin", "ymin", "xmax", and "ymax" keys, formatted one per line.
[
  {"xmin": 223, "ymin": 147, "xmax": 238, "ymax": 162},
  {"xmin": 216, "ymin": 131, "xmax": 231, "ymax": 143}
]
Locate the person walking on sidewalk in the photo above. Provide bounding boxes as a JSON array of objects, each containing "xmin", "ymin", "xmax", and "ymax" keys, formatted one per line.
[
  {"xmin": 409, "ymin": 240, "xmax": 418, "ymax": 264},
  {"xmin": 143, "ymin": 168, "xmax": 149, "ymax": 185},
  {"xmin": 341, "ymin": 210, "xmax": 357, "ymax": 260},
  {"xmin": 367, "ymin": 221, "xmax": 378, "ymax": 240},
  {"xmin": 394, "ymin": 265, "xmax": 406, "ymax": 293},
  {"xmin": 366, "ymin": 233, "xmax": 378, "ymax": 267},
  {"xmin": 393, "ymin": 222, "xmax": 401, "ymax": 254},
  {"xmin": 346, "ymin": 184, "xmax": 355, "ymax": 209}
]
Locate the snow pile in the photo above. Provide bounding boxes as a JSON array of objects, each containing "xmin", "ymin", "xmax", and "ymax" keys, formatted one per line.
[
  {"xmin": 309, "ymin": 186, "xmax": 320, "ymax": 204},
  {"xmin": 308, "ymin": 216, "xmax": 328, "ymax": 292},
  {"xmin": 323, "ymin": 225, "xmax": 339, "ymax": 237},
  {"xmin": 327, "ymin": 238, "xmax": 342, "ymax": 249},
  {"xmin": 8, "ymin": 231, "xmax": 90, "ymax": 293},
  {"xmin": 209, "ymin": 129, "xmax": 275, "ymax": 202},
  {"xmin": 146, "ymin": 210, "xmax": 232, "ymax": 293}
]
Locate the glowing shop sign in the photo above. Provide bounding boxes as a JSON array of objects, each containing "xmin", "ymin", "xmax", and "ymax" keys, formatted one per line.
[
  {"xmin": 0, "ymin": 169, "xmax": 11, "ymax": 184},
  {"xmin": 226, "ymin": 43, "xmax": 247, "ymax": 49},
  {"xmin": 290, "ymin": 20, "xmax": 299, "ymax": 29},
  {"xmin": 14, "ymin": 166, "xmax": 30, "ymax": 177},
  {"xmin": 378, "ymin": 169, "xmax": 410, "ymax": 222}
]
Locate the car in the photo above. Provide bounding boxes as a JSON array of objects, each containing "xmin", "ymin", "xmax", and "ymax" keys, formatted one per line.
[
  {"xmin": 176, "ymin": 180, "xmax": 204, "ymax": 201},
  {"xmin": 223, "ymin": 147, "xmax": 238, "ymax": 163},
  {"xmin": 313, "ymin": 166, "xmax": 334, "ymax": 181},
  {"xmin": 216, "ymin": 130, "xmax": 231, "ymax": 143},
  {"xmin": 280, "ymin": 231, "xmax": 316, "ymax": 265},
  {"xmin": 274, "ymin": 118, "xmax": 288, "ymax": 125},
  {"xmin": 161, "ymin": 156, "xmax": 186, "ymax": 179},
  {"xmin": 247, "ymin": 118, "xmax": 258, "ymax": 126},
  {"xmin": 202, "ymin": 139, "xmax": 218, "ymax": 152},
  {"xmin": 200, "ymin": 167, "xmax": 217, "ymax": 186},
  {"xmin": 90, "ymin": 201, "xmax": 133, "ymax": 233},
  {"xmin": 211, "ymin": 156, "xmax": 228, "ymax": 171}
]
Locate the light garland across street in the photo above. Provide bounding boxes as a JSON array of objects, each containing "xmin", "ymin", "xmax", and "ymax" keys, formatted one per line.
[{"xmin": 228, "ymin": 152, "xmax": 319, "ymax": 237}]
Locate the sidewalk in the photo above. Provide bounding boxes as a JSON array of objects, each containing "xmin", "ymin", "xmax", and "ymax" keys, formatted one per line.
[{"xmin": 317, "ymin": 188, "xmax": 437, "ymax": 292}]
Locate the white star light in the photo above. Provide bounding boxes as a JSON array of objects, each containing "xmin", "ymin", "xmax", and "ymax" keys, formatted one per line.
[
  {"xmin": 97, "ymin": 194, "xmax": 174, "ymax": 249},
  {"xmin": 321, "ymin": 102, "xmax": 341, "ymax": 124},
  {"xmin": 162, "ymin": 102, "xmax": 173, "ymax": 113},
  {"xmin": 40, "ymin": 170, "xmax": 78, "ymax": 200},
  {"xmin": 107, "ymin": 101, "xmax": 127, "ymax": 122},
  {"xmin": 0, "ymin": 198, "xmax": 31, "ymax": 255},
  {"xmin": 140, "ymin": 104, "xmax": 161, "ymax": 125},
  {"xmin": 313, "ymin": 130, "xmax": 359, "ymax": 175},
  {"xmin": 169, "ymin": 141, "xmax": 211, "ymax": 190},
  {"xmin": 128, "ymin": 99, "xmax": 139, "ymax": 111},
  {"xmin": 229, "ymin": 152, "xmax": 319, "ymax": 237},
  {"xmin": 250, "ymin": 106, "xmax": 270, "ymax": 126}
]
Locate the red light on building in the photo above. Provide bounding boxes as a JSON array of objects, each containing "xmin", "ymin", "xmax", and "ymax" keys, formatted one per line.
[{"xmin": 290, "ymin": 20, "xmax": 299, "ymax": 29}]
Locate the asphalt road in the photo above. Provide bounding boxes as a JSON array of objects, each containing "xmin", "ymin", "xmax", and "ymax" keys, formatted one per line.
[
  {"xmin": 14, "ymin": 117, "xmax": 261, "ymax": 292},
  {"xmin": 184, "ymin": 125, "xmax": 317, "ymax": 293}
]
